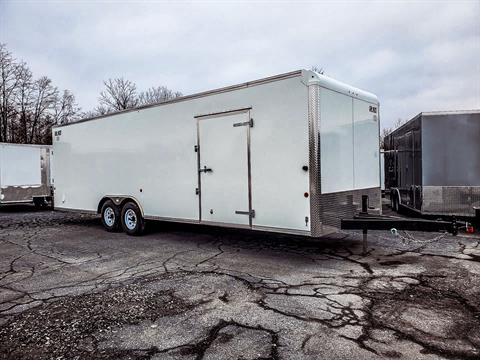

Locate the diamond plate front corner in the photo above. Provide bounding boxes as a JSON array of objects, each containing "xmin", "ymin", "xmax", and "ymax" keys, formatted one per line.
[{"xmin": 308, "ymin": 83, "xmax": 322, "ymax": 237}]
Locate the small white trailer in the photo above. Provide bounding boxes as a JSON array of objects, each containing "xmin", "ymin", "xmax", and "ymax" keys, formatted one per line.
[
  {"xmin": 0, "ymin": 143, "xmax": 52, "ymax": 206},
  {"xmin": 52, "ymin": 70, "xmax": 381, "ymax": 236}
]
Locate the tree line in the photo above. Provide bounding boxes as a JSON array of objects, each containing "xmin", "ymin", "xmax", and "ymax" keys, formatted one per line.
[
  {"xmin": 0, "ymin": 44, "xmax": 181, "ymax": 145},
  {"xmin": 84, "ymin": 78, "xmax": 182, "ymax": 118}
]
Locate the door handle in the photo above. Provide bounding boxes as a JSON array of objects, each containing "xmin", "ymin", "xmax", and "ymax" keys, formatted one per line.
[
  {"xmin": 199, "ymin": 166, "xmax": 213, "ymax": 173},
  {"xmin": 235, "ymin": 210, "xmax": 255, "ymax": 218}
]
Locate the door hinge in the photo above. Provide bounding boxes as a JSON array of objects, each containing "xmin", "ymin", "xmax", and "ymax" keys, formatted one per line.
[
  {"xmin": 235, "ymin": 209, "xmax": 255, "ymax": 218},
  {"xmin": 195, "ymin": 188, "xmax": 199, "ymax": 195},
  {"xmin": 194, "ymin": 145, "xmax": 199, "ymax": 152},
  {"xmin": 233, "ymin": 118, "xmax": 254, "ymax": 128}
]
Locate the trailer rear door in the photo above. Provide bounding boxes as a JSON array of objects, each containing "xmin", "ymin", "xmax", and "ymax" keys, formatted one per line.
[{"xmin": 197, "ymin": 110, "xmax": 252, "ymax": 226}]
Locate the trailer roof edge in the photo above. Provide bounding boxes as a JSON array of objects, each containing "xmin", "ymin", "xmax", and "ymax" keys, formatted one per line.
[
  {"xmin": 54, "ymin": 70, "xmax": 304, "ymax": 128},
  {"xmin": 308, "ymin": 71, "xmax": 379, "ymax": 104},
  {"xmin": 421, "ymin": 109, "xmax": 480, "ymax": 116},
  {"xmin": 387, "ymin": 109, "xmax": 480, "ymax": 137},
  {"xmin": 0, "ymin": 142, "xmax": 52, "ymax": 148}
]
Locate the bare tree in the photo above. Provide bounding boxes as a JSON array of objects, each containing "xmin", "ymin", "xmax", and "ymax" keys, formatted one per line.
[
  {"xmin": 81, "ymin": 104, "xmax": 109, "ymax": 119},
  {"xmin": 14, "ymin": 61, "xmax": 34, "ymax": 143},
  {"xmin": 380, "ymin": 119, "xmax": 408, "ymax": 149},
  {"xmin": 138, "ymin": 86, "xmax": 182, "ymax": 106},
  {"xmin": 99, "ymin": 78, "xmax": 138, "ymax": 111},
  {"xmin": 0, "ymin": 44, "xmax": 81, "ymax": 144},
  {"xmin": 28, "ymin": 76, "xmax": 58, "ymax": 143},
  {"xmin": 94, "ymin": 105, "xmax": 110, "ymax": 115},
  {"xmin": 89, "ymin": 79, "xmax": 182, "ymax": 117},
  {"xmin": 0, "ymin": 44, "xmax": 20, "ymax": 142},
  {"xmin": 53, "ymin": 90, "xmax": 80, "ymax": 126},
  {"xmin": 394, "ymin": 118, "xmax": 406, "ymax": 129},
  {"xmin": 380, "ymin": 127, "xmax": 391, "ymax": 149}
]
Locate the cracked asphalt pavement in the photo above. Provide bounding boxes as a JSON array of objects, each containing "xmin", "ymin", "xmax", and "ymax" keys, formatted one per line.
[{"xmin": 0, "ymin": 205, "xmax": 480, "ymax": 359}]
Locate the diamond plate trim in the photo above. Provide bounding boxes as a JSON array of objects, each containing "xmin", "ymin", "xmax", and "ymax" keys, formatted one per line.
[
  {"xmin": 308, "ymin": 83, "xmax": 322, "ymax": 236},
  {"xmin": 319, "ymin": 187, "xmax": 382, "ymax": 228},
  {"xmin": 422, "ymin": 186, "xmax": 480, "ymax": 216}
]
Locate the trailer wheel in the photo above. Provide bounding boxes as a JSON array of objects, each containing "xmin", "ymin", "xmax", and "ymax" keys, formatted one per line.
[
  {"xmin": 392, "ymin": 193, "xmax": 399, "ymax": 213},
  {"xmin": 121, "ymin": 202, "xmax": 145, "ymax": 235},
  {"xmin": 390, "ymin": 194, "xmax": 395, "ymax": 211},
  {"xmin": 101, "ymin": 200, "xmax": 121, "ymax": 232}
]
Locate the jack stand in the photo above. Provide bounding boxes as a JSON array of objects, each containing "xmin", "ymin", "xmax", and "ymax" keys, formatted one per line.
[
  {"xmin": 362, "ymin": 228, "xmax": 368, "ymax": 255},
  {"xmin": 361, "ymin": 195, "xmax": 369, "ymax": 255}
]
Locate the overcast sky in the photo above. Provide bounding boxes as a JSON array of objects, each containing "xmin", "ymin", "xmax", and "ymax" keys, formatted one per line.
[{"xmin": 1, "ymin": 0, "xmax": 479, "ymax": 129}]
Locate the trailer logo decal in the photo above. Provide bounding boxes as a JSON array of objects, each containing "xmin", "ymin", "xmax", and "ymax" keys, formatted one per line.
[
  {"xmin": 369, "ymin": 106, "xmax": 377, "ymax": 114},
  {"xmin": 54, "ymin": 130, "xmax": 62, "ymax": 141}
]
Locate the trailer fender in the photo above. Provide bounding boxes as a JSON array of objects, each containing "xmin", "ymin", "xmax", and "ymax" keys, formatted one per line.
[{"xmin": 97, "ymin": 196, "xmax": 144, "ymax": 217}]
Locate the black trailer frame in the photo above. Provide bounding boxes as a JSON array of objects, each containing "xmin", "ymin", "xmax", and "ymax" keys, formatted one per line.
[{"xmin": 341, "ymin": 196, "xmax": 463, "ymax": 254}]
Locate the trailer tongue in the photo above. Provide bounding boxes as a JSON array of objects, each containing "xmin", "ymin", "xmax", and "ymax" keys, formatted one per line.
[
  {"xmin": 341, "ymin": 215, "xmax": 459, "ymax": 234},
  {"xmin": 341, "ymin": 195, "xmax": 460, "ymax": 254}
]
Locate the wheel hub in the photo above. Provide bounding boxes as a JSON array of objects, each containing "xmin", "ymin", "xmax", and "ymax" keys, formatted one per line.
[
  {"xmin": 104, "ymin": 207, "xmax": 115, "ymax": 227},
  {"xmin": 124, "ymin": 209, "xmax": 137, "ymax": 230}
]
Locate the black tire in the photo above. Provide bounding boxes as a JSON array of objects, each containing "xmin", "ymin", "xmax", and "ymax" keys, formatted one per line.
[
  {"xmin": 120, "ymin": 202, "xmax": 145, "ymax": 236},
  {"xmin": 33, "ymin": 197, "xmax": 44, "ymax": 209},
  {"xmin": 392, "ymin": 193, "xmax": 399, "ymax": 213},
  {"xmin": 101, "ymin": 200, "xmax": 121, "ymax": 232}
]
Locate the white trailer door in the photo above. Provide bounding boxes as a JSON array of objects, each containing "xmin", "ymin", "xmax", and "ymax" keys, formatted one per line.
[{"xmin": 198, "ymin": 110, "xmax": 251, "ymax": 226}]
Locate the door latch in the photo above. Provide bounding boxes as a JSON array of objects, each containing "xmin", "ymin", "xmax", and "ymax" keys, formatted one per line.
[
  {"xmin": 235, "ymin": 209, "xmax": 255, "ymax": 218},
  {"xmin": 233, "ymin": 118, "xmax": 254, "ymax": 127},
  {"xmin": 199, "ymin": 166, "xmax": 213, "ymax": 173}
]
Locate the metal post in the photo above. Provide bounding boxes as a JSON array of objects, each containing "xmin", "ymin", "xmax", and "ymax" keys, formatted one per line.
[
  {"xmin": 362, "ymin": 228, "xmax": 368, "ymax": 255},
  {"xmin": 475, "ymin": 208, "xmax": 480, "ymax": 228},
  {"xmin": 361, "ymin": 195, "xmax": 369, "ymax": 254},
  {"xmin": 361, "ymin": 195, "xmax": 369, "ymax": 214}
]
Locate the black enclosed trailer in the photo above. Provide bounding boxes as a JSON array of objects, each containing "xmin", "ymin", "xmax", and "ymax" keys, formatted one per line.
[{"xmin": 384, "ymin": 110, "xmax": 480, "ymax": 218}]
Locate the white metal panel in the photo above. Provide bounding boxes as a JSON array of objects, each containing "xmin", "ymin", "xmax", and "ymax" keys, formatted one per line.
[
  {"xmin": 0, "ymin": 145, "xmax": 41, "ymax": 186},
  {"xmin": 247, "ymin": 78, "xmax": 310, "ymax": 231},
  {"xmin": 199, "ymin": 112, "xmax": 249, "ymax": 225},
  {"xmin": 353, "ymin": 99, "xmax": 380, "ymax": 189},
  {"xmin": 319, "ymin": 88, "xmax": 354, "ymax": 193},
  {"xmin": 52, "ymin": 106, "xmax": 199, "ymax": 220},
  {"xmin": 53, "ymin": 74, "xmax": 311, "ymax": 231}
]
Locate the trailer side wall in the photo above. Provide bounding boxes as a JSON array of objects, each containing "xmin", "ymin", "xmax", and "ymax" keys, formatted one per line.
[
  {"xmin": 422, "ymin": 113, "xmax": 480, "ymax": 186},
  {"xmin": 421, "ymin": 112, "xmax": 480, "ymax": 216},
  {"xmin": 53, "ymin": 75, "xmax": 311, "ymax": 233},
  {"xmin": 0, "ymin": 144, "xmax": 51, "ymax": 204},
  {"xmin": 385, "ymin": 111, "xmax": 480, "ymax": 217}
]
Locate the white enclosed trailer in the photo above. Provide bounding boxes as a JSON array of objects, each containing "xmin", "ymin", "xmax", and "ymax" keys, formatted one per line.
[
  {"xmin": 52, "ymin": 70, "xmax": 381, "ymax": 236},
  {"xmin": 0, "ymin": 143, "xmax": 52, "ymax": 206}
]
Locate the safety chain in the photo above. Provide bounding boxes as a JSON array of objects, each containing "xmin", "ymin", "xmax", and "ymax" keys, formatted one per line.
[{"xmin": 341, "ymin": 229, "xmax": 447, "ymax": 250}]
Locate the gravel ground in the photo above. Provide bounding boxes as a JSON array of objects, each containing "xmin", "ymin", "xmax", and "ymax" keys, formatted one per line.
[{"xmin": 0, "ymin": 205, "xmax": 479, "ymax": 359}]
